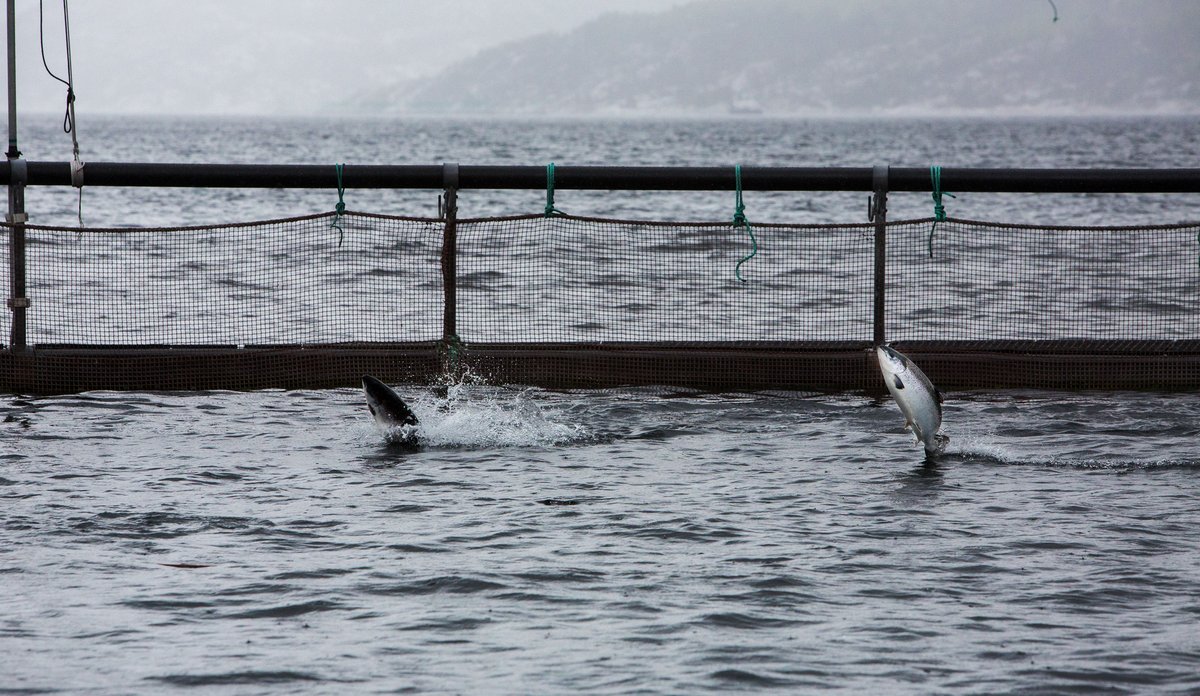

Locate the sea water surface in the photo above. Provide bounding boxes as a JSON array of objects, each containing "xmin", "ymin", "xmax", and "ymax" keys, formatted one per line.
[{"xmin": 3, "ymin": 115, "xmax": 1200, "ymax": 694}]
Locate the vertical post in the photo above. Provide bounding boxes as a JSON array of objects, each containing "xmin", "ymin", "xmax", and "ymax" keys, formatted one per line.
[
  {"xmin": 870, "ymin": 165, "xmax": 889, "ymax": 346},
  {"xmin": 6, "ymin": 0, "xmax": 29, "ymax": 350},
  {"xmin": 6, "ymin": 160, "xmax": 26, "ymax": 348},
  {"xmin": 440, "ymin": 163, "xmax": 460, "ymax": 378},
  {"xmin": 5, "ymin": 0, "xmax": 13, "ymax": 155}
]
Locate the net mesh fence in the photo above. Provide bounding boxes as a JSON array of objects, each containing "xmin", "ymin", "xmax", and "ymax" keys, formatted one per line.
[
  {"xmin": 8, "ymin": 213, "xmax": 445, "ymax": 345},
  {"xmin": 2, "ymin": 211, "xmax": 1199, "ymax": 392},
  {"xmin": 456, "ymin": 215, "xmax": 874, "ymax": 343},
  {"xmin": 887, "ymin": 219, "xmax": 1200, "ymax": 341}
]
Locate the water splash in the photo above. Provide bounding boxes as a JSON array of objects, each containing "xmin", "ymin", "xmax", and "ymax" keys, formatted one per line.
[
  {"xmin": 359, "ymin": 373, "xmax": 590, "ymax": 449},
  {"xmin": 945, "ymin": 432, "xmax": 1018, "ymax": 464},
  {"xmin": 945, "ymin": 431, "xmax": 1200, "ymax": 470}
]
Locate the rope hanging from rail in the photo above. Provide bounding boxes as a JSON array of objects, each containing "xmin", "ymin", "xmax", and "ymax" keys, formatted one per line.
[
  {"xmin": 445, "ymin": 333, "xmax": 464, "ymax": 379},
  {"xmin": 732, "ymin": 165, "xmax": 758, "ymax": 283},
  {"xmin": 331, "ymin": 163, "xmax": 346, "ymax": 246},
  {"xmin": 928, "ymin": 165, "xmax": 956, "ymax": 258},
  {"xmin": 40, "ymin": 0, "xmax": 84, "ymax": 224},
  {"xmin": 544, "ymin": 163, "xmax": 566, "ymax": 217}
]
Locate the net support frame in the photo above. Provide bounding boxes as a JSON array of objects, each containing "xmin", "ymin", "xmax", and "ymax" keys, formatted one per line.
[
  {"xmin": 871, "ymin": 164, "xmax": 889, "ymax": 346},
  {"xmin": 2, "ymin": 162, "xmax": 1200, "ymax": 395}
]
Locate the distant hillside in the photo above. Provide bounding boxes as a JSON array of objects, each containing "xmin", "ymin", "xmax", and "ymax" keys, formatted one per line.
[{"xmin": 354, "ymin": 0, "xmax": 1200, "ymax": 116}]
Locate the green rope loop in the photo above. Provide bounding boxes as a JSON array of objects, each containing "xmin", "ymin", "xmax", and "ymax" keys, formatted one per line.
[
  {"xmin": 331, "ymin": 163, "xmax": 346, "ymax": 247},
  {"xmin": 732, "ymin": 164, "xmax": 758, "ymax": 283},
  {"xmin": 544, "ymin": 162, "xmax": 565, "ymax": 217},
  {"xmin": 928, "ymin": 165, "xmax": 956, "ymax": 258}
]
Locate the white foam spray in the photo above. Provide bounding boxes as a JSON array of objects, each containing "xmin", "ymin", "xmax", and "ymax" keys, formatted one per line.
[{"xmin": 356, "ymin": 373, "xmax": 589, "ymax": 449}]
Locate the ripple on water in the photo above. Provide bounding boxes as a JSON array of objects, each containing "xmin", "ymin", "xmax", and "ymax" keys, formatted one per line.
[
  {"xmin": 6, "ymin": 381, "xmax": 1200, "ymax": 694},
  {"xmin": 356, "ymin": 575, "xmax": 509, "ymax": 597},
  {"xmin": 146, "ymin": 672, "xmax": 328, "ymax": 687}
]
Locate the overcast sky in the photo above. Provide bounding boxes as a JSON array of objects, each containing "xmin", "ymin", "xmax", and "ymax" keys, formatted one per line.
[{"xmin": 13, "ymin": 0, "xmax": 690, "ymax": 115}]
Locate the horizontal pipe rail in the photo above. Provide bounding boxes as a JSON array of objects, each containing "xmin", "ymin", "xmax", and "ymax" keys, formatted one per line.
[{"xmin": 1, "ymin": 161, "xmax": 1199, "ymax": 192}]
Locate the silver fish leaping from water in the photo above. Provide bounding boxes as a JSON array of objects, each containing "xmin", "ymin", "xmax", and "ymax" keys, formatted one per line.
[{"xmin": 876, "ymin": 345, "xmax": 949, "ymax": 455}]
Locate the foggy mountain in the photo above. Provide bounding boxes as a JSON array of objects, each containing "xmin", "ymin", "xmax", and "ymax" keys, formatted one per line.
[{"xmin": 356, "ymin": 0, "xmax": 1200, "ymax": 117}]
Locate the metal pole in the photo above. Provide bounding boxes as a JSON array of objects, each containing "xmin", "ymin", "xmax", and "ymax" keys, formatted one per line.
[
  {"xmin": 870, "ymin": 165, "xmax": 889, "ymax": 346},
  {"xmin": 6, "ymin": 0, "xmax": 28, "ymax": 349},
  {"xmin": 440, "ymin": 163, "xmax": 460, "ymax": 379},
  {"xmin": 5, "ymin": 0, "xmax": 15, "ymax": 158}
]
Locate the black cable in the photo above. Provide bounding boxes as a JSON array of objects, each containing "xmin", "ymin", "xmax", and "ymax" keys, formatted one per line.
[{"xmin": 39, "ymin": 0, "xmax": 75, "ymax": 135}]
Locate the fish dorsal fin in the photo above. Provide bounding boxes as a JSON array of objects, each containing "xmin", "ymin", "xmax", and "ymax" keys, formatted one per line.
[{"xmin": 893, "ymin": 374, "xmax": 905, "ymax": 390}]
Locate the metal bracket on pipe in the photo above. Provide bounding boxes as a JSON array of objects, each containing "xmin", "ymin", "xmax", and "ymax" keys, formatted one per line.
[
  {"xmin": 70, "ymin": 157, "xmax": 84, "ymax": 188},
  {"xmin": 7, "ymin": 157, "xmax": 26, "ymax": 187},
  {"xmin": 868, "ymin": 165, "xmax": 888, "ymax": 221},
  {"xmin": 6, "ymin": 297, "xmax": 29, "ymax": 309},
  {"xmin": 6, "ymin": 159, "xmax": 27, "ymax": 223},
  {"xmin": 439, "ymin": 162, "xmax": 459, "ymax": 219}
]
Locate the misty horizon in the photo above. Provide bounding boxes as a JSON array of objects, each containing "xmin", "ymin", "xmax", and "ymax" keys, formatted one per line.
[{"xmin": 9, "ymin": 0, "xmax": 1200, "ymax": 119}]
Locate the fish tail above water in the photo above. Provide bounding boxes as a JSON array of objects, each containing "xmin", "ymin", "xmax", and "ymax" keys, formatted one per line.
[{"xmin": 362, "ymin": 375, "xmax": 420, "ymax": 446}]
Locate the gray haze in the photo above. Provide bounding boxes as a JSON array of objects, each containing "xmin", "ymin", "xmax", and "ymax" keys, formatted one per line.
[
  {"xmin": 13, "ymin": 0, "xmax": 690, "ymax": 115},
  {"xmin": 12, "ymin": 0, "xmax": 1200, "ymax": 117}
]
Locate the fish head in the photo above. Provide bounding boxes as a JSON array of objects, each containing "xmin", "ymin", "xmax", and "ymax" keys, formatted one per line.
[{"xmin": 876, "ymin": 344, "xmax": 910, "ymax": 378}]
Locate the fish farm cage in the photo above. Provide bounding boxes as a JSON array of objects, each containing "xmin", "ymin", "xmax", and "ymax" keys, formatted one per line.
[{"xmin": 3, "ymin": 161, "xmax": 1200, "ymax": 395}]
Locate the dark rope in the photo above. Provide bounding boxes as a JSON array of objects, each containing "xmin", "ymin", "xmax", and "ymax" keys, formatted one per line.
[
  {"xmin": 446, "ymin": 333, "xmax": 464, "ymax": 379},
  {"xmin": 331, "ymin": 163, "xmax": 346, "ymax": 246},
  {"xmin": 39, "ymin": 1, "xmax": 75, "ymax": 136},
  {"xmin": 732, "ymin": 164, "xmax": 758, "ymax": 283},
  {"xmin": 928, "ymin": 165, "xmax": 956, "ymax": 258},
  {"xmin": 38, "ymin": 1, "xmax": 69, "ymax": 87},
  {"xmin": 544, "ymin": 163, "xmax": 565, "ymax": 217},
  {"xmin": 41, "ymin": 0, "xmax": 83, "ymax": 226}
]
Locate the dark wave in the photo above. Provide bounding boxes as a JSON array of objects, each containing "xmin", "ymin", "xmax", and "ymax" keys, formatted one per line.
[
  {"xmin": 146, "ymin": 671, "xmax": 326, "ymax": 687},
  {"xmin": 709, "ymin": 668, "xmax": 795, "ymax": 687},
  {"xmin": 225, "ymin": 599, "xmax": 344, "ymax": 620},
  {"xmin": 698, "ymin": 612, "xmax": 803, "ymax": 630},
  {"xmin": 356, "ymin": 575, "xmax": 508, "ymax": 596}
]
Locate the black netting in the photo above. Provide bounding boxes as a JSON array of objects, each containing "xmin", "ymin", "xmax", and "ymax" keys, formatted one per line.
[
  {"xmin": 0, "ymin": 233, "xmax": 8, "ymax": 342},
  {"xmin": 19, "ymin": 213, "xmax": 443, "ymax": 345},
  {"xmin": 456, "ymin": 215, "xmax": 874, "ymax": 343},
  {"xmin": 887, "ymin": 219, "xmax": 1200, "ymax": 341},
  {"xmin": 3, "ymin": 211, "xmax": 1200, "ymax": 393}
]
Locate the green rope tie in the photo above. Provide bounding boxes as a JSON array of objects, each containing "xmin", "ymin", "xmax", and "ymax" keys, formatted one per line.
[
  {"xmin": 445, "ymin": 333, "xmax": 463, "ymax": 377},
  {"xmin": 928, "ymin": 165, "xmax": 956, "ymax": 258},
  {"xmin": 732, "ymin": 164, "xmax": 758, "ymax": 283},
  {"xmin": 544, "ymin": 162, "xmax": 565, "ymax": 217},
  {"xmin": 331, "ymin": 163, "xmax": 346, "ymax": 247}
]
